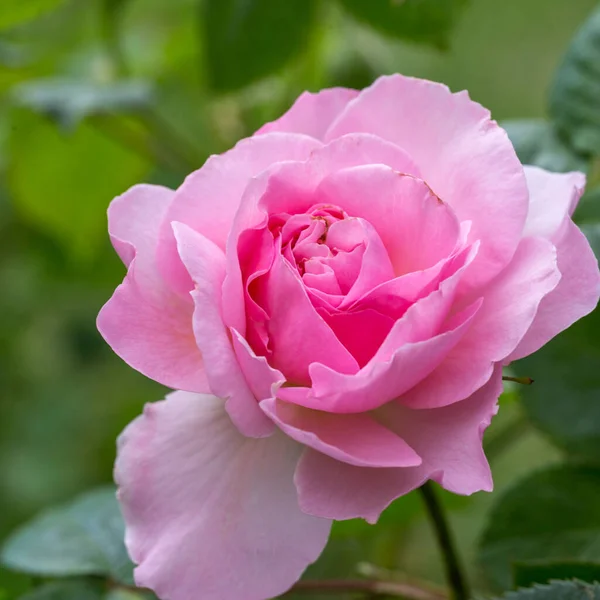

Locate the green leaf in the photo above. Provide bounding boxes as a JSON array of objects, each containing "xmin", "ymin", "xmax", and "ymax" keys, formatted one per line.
[
  {"xmin": 499, "ymin": 581, "xmax": 600, "ymax": 600},
  {"xmin": 514, "ymin": 305, "xmax": 600, "ymax": 462},
  {"xmin": 0, "ymin": 0, "xmax": 65, "ymax": 31},
  {"xmin": 18, "ymin": 580, "xmax": 103, "ymax": 600},
  {"xmin": 549, "ymin": 5, "xmax": 600, "ymax": 157},
  {"xmin": 1, "ymin": 487, "xmax": 134, "ymax": 584},
  {"xmin": 581, "ymin": 222, "xmax": 600, "ymax": 260},
  {"xmin": 13, "ymin": 79, "xmax": 152, "ymax": 128},
  {"xmin": 514, "ymin": 562, "xmax": 600, "ymax": 588},
  {"xmin": 339, "ymin": 0, "xmax": 468, "ymax": 50},
  {"xmin": 104, "ymin": 591, "xmax": 156, "ymax": 600},
  {"xmin": 479, "ymin": 465, "xmax": 600, "ymax": 589},
  {"xmin": 201, "ymin": 0, "xmax": 318, "ymax": 92},
  {"xmin": 8, "ymin": 110, "xmax": 149, "ymax": 261},
  {"xmin": 502, "ymin": 120, "xmax": 589, "ymax": 174},
  {"xmin": 575, "ymin": 187, "xmax": 600, "ymax": 224}
]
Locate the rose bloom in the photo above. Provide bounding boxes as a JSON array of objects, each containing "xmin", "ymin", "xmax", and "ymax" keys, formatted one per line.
[{"xmin": 98, "ymin": 75, "xmax": 599, "ymax": 600}]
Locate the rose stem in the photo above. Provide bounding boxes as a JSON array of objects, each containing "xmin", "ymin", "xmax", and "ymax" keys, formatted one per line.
[{"xmin": 418, "ymin": 482, "xmax": 470, "ymax": 600}]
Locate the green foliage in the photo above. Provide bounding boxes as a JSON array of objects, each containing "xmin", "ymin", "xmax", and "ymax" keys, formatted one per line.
[
  {"xmin": 201, "ymin": 0, "xmax": 318, "ymax": 92},
  {"xmin": 1, "ymin": 487, "xmax": 135, "ymax": 585},
  {"xmin": 338, "ymin": 0, "xmax": 468, "ymax": 50},
  {"xmin": 479, "ymin": 465, "xmax": 600, "ymax": 589},
  {"xmin": 502, "ymin": 120, "xmax": 589, "ymax": 173},
  {"xmin": 515, "ymin": 306, "xmax": 600, "ymax": 462},
  {"xmin": 499, "ymin": 581, "xmax": 600, "ymax": 600},
  {"xmin": 18, "ymin": 580, "xmax": 104, "ymax": 600},
  {"xmin": 550, "ymin": 5, "xmax": 600, "ymax": 157},
  {"xmin": 8, "ymin": 111, "xmax": 149, "ymax": 261},
  {"xmin": 14, "ymin": 79, "xmax": 152, "ymax": 128},
  {"xmin": 514, "ymin": 562, "xmax": 600, "ymax": 588},
  {"xmin": 0, "ymin": 0, "xmax": 65, "ymax": 31}
]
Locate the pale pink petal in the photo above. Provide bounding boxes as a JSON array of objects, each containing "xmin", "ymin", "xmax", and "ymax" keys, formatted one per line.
[
  {"xmin": 400, "ymin": 236, "xmax": 561, "ymax": 408},
  {"xmin": 327, "ymin": 74, "xmax": 529, "ymax": 288},
  {"xmin": 158, "ymin": 133, "xmax": 322, "ymax": 295},
  {"xmin": 107, "ymin": 183, "xmax": 173, "ymax": 271},
  {"xmin": 116, "ymin": 392, "xmax": 331, "ymax": 600},
  {"xmin": 231, "ymin": 329, "xmax": 285, "ymax": 401},
  {"xmin": 522, "ymin": 166, "xmax": 586, "ymax": 239},
  {"xmin": 315, "ymin": 166, "xmax": 461, "ymax": 276},
  {"xmin": 509, "ymin": 167, "xmax": 600, "ymax": 360},
  {"xmin": 98, "ymin": 185, "xmax": 208, "ymax": 392},
  {"xmin": 173, "ymin": 222, "xmax": 273, "ymax": 437},
  {"xmin": 295, "ymin": 367, "xmax": 503, "ymax": 522},
  {"xmin": 261, "ymin": 398, "xmax": 421, "ymax": 468},
  {"xmin": 257, "ymin": 88, "xmax": 359, "ymax": 140}
]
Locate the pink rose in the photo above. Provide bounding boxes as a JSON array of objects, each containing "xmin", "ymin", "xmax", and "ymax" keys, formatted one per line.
[{"xmin": 98, "ymin": 75, "xmax": 599, "ymax": 600}]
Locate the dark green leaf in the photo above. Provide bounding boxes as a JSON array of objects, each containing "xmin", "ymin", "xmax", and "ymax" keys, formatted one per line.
[
  {"xmin": 18, "ymin": 580, "xmax": 103, "ymax": 600},
  {"xmin": 515, "ymin": 305, "xmax": 600, "ymax": 461},
  {"xmin": 502, "ymin": 119, "xmax": 589, "ymax": 173},
  {"xmin": 8, "ymin": 110, "xmax": 149, "ymax": 261},
  {"xmin": 1, "ymin": 487, "xmax": 134, "ymax": 584},
  {"xmin": 13, "ymin": 79, "xmax": 152, "ymax": 129},
  {"xmin": 581, "ymin": 222, "xmax": 600, "ymax": 259},
  {"xmin": 479, "ymin": 465, "xmax": 600, "ymax": 589},
  {"xmin": 339, "ymin": 0, "xmax": 468, "ymax": 50},
  {"xmin": 514, "ymin": 562, "xmax": 600, "ymax": 588},
  {"xmin": 549, "ymin": 6, "xmax": 600, "ymax": 157},
  {"xmin": 500, "ymin": 581, "xmax": 600, "ymax": 600},
  {"xmin": 0, "ymin": 0, "xmax": 65, "ymax": 31},
  {"xmin": 201, "ymin": 0, "xmax": 317, "ymax": 92},
  {"xmin": 575, "ymin": 187, "xmax": 600, "ymax": 224}
]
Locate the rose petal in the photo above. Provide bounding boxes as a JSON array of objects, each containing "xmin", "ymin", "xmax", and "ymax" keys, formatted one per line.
[
  {"xmin": 116, "ymin": 392, "xmax": 331, "ymax": 600},
  {"xmin": 261, "ymin": 397, "xmax": 421, "ymax": 468},
  {"xmin": 98, "ymin": 185, "xmax": 208, "ymax": 392},
  {"xmin": 400, "ymin": 236, "xmax": 561, "ymax": 408},
  {"xmin": 173, "ymin": 222, "xmax": 273, "ymax": 437},
  {"xmin": 294, "ymin": 367, "xmax": 502, "ymax": 522},
  {"xmin": 158, "ymin": 133, "xmax": 322, "ymax": 295},
  {"xmin": 277, "ymin": 245, "xmax": 479, "ymax": 413},
  {"xmin": 509, "ymin": 167, "xmax": 600, "ymax": 360},
  {"xmin": 327, "ymin": 74, "xmax": 529, "ymax": 288},
  {"xmin": 257, "ymin": 87, "xmax": 359, "ymax": 140},
  {"xmin": 253, "ymin": 251, "xmax": 359, "ymax": 384},
  {"xmin": 315, "ymin": 166, "xmax": 462, "ymax": 276}
]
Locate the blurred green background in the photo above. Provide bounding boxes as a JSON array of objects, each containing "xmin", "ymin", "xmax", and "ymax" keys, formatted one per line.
[{"xmin": 1, "ymin": 0, "xmax": 599, "ymax": 598}]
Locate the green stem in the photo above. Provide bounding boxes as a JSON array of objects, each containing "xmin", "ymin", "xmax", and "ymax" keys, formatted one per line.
[{"xmin": 419, "ymin": 482, "xmax": 469, "ymax": 600}]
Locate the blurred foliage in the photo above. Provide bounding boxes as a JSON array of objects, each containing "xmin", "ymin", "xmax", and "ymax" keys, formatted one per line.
[{"xmin": 0, "ymin": 0, "xmax": 600, "ymax": 599}]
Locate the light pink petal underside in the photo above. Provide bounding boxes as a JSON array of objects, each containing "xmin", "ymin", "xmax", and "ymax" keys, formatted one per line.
[
  {"xmin": 116, "ymin": 392, "xmax": 331, "ymax": 600},
  {"xmin": 295, "ymin": 367, "xmax": 503, "ymax": 523},
  {"xmin": 173, "ymin": 222, "xmax": 273, "ymax": 437},
  {"xmin": 98, "ymin": 184, "xmax": 208, "ymax": 392},
  {"xmin": 257, "ymin": 87, "xmax": 359, "ymax": 140}
]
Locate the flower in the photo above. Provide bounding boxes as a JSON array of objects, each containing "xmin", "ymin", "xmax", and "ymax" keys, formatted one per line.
[{"xmin": 98, "ymin": 74, "xmax": 600, "ymax": 600}]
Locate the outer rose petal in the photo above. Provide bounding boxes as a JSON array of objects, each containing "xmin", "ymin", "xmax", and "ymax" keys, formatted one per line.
[
  {"xmin": 509, "ymin": 166, "xmax": 600, "ymax": 360},
  {"xmin": 257, "ymin": 88, "xmax": 359, "ymax": 140},
  {"xmin": 260, "ymin": 398, "xmax": 421, "ymax": 468},
  {"xmin": 295, "ymin": 367, "xmax": 502, "ymax": 523},
  {"xmin": 158, "ymin": 133, "xmax": 322, "ymax": 295},
  {"xmin": 327, "ymin": 74, "xmax": 529, "ymax": 289},
  {"xmin": 116, "ymin": 392, "xmax": 331, "ymax": 600},
  {"xmin": 173, "ymin": 223, "xmax": 273, "ymax": 437},
  {"xmin": 400, "ymin": 236, "xmax": 561, "ymax": 409},
  {"xmin": 97, "ymin": 184, "xmax": 208, "ymax": 392}
]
